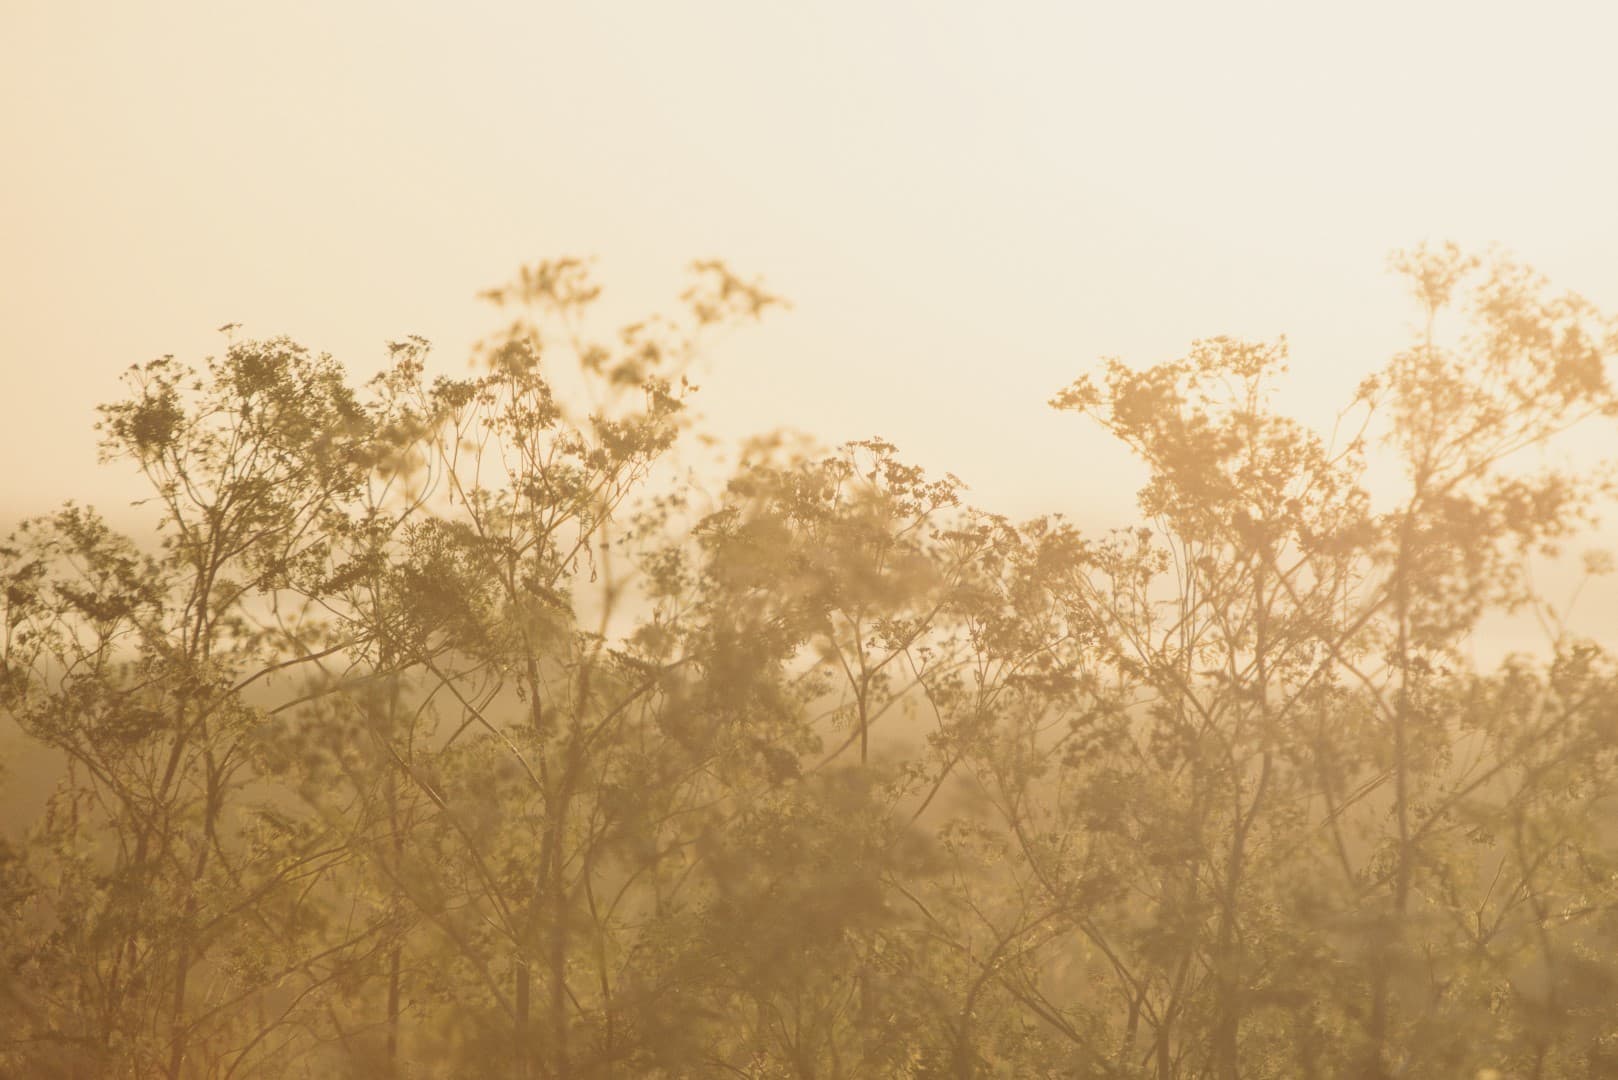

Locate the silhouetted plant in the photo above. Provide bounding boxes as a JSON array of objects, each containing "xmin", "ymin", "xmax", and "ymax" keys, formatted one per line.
[{"xmin": 5, "ymin": 246, "xmax": 1617, "ymax": 1079}]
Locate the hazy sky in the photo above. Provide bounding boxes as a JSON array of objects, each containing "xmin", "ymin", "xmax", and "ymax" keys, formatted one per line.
[{"xmin": 5, "ymin": 2, "xmax": 1617, "ymax": 551}]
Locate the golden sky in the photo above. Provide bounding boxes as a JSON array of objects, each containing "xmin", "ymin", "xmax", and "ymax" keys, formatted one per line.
[{"xmin": 4, "ymin": 0, "xmax": 1617, "ymax": 550}]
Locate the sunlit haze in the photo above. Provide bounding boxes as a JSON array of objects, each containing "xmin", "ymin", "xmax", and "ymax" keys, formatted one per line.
[
  {"xmin": 7, "ymin": 3, "xmax": 1617, "ymax": 520},
  {"xmin": 11, "ymin": 7, "xmax": 1618, "ymax": 1077}
]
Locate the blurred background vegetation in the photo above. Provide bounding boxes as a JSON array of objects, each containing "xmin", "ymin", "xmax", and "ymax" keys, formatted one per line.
[{"xmin": 5, "ymin": 246, "xmax": 1618, "ymax": 1078}]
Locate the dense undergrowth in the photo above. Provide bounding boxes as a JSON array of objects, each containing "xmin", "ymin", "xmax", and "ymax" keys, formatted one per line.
[{"xmin": 5, "ymin": 247, "xmax": 1618, "ymax": 1078}]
